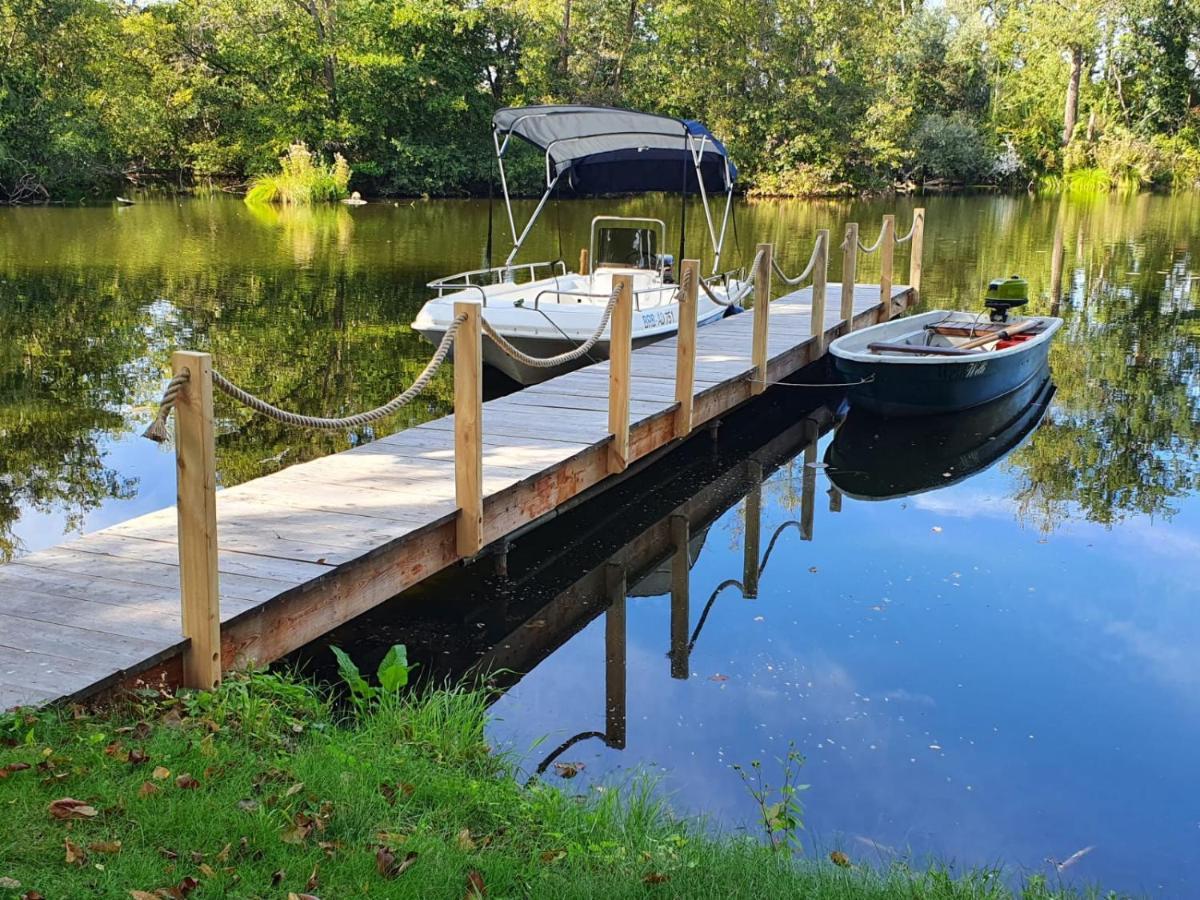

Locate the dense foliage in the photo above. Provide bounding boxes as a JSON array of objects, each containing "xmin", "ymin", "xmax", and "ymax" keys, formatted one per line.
[{"xmin": 2, "ymin": 0, "xmax": 1200, "ymax": 200}]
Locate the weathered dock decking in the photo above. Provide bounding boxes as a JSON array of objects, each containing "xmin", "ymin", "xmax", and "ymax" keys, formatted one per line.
[{"xmin": 0, "ymin": 222, "xmax": 921, "ymax": 710}]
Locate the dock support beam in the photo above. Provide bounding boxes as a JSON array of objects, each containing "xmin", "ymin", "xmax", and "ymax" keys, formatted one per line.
[
  {"xmin": 800, "ymin": 440, "xmax": 817, "ymax": 541},
  {"xmin": 604, "ymin": 563, "xmax": 627, "ymax": 749},
  {"xmin": 811, "ymin": 229, "xmax": 829, "ymax": 352},
  {"xmin": 841, "ymin": 222, "xmax": 859, "ymax": 332},
  {"xmin": 751, "ymin": 242, "xmax": 772, "ymax": 395},
  {"xmin": 173, "ymin": 350, "xmax": 221, "ymax": 691},
  {"xmin": 455, "ymin": 301, "xmax": 484, "ymax": 555},
  {"xmin": 909, "ymin": 208, "xmax": 925, "ymax": 301},
  {"xmin": 879, "ymin": 214, "xmax": 896, "ymax": 322},
  {"xmin": 669, "ymin": 515, "xmax": 690, "ymax": 679},
  {"xmin": 674, "ymin": 259, "xmax": 699, "ymax": 438},
  {"xmin": 608, "ymin": 273, "xmax": 634, "ymax": 473}
]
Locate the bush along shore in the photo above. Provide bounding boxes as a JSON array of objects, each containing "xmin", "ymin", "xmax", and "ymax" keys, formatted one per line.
[{"xmin": 0, "ymin": 655, "xmax": 1120, "ymax": 899}]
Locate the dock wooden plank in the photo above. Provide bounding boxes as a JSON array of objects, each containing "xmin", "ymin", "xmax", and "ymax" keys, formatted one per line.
[{"xmin": 0, "ymin": 282, "xmax": 914, "ymax": 709}]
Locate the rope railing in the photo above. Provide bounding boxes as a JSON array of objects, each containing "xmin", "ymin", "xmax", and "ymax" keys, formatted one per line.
[
  {"xmin": 143, "ymin": 313, "xmax": 468, "ymax": 441},
  {"xmin": 771, "ymin": 235, "xmax": 823, "ymax": 286},
  {"xmin": 895, "ymin": 218, "xmax": 918, "ymax": 244},
  {"xmin": 481, "ymin": 283, "xmax": 621, "ymax": 369},
  {"xmin": 857, "ymin": 224, "xmax": 886, "ymax": 254}
]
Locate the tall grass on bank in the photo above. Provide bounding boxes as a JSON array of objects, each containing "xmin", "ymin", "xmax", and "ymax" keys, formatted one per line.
[
  {"xmin": 1, "ymin": 671, "xmax": 1118, "ymax": 899},
  {"xmin": 245, "ymin": 142, "xmax": 351, "ymax": 205}
]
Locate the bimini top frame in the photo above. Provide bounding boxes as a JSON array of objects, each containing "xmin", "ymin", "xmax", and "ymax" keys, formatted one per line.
[{"xmin": 492, "ymin": 105, "xmax": 737, "ymax": 273}]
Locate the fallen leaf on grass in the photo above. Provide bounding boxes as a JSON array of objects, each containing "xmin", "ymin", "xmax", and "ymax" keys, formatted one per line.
[
  {"xmin": 49, "ymin": 798, "xmax": 98, "ymax": 820},
  {"xmin": 829, "ymin": 850, "xmax": 851, "ymax": 868},
  {"xmin": 198, "ymin": 864, "xmax": 215, "ymax": 878},
  {"xmin": 64, "ymin": 839, "xmax": 87, "ymax": 867},
  {"xmin": 287, "ymin": 895, "xmax": 320, "ymax": 900},
  {"xmin": 88, "ymin": 841, "xmax": 122, "ymax": 854},
  {"xmin": 379, "ymin": 782, "xmax": 415, "ymax": 805},
  {"xmin": 306, "ymin": 863, "xmax": 319, "ymax": 890},
  {"xmin": 317, "ymin": 840, "xmax": 342, "ymax": 858},
  {"xmin": 465, "ymin": 870, "xmax": 486, "ymax": 898},
  {"xmin": 375, "ymin": 847, "xmax": 417, "ymax": 879},
  {"xmin": 0, "ymin": 762, "xmax": 30, "ymax": 778},
  {"xmin": 236, "ymin": 799, "xmax": 259, "ymax": 812},
  {"xmin": 0, "ymin": 877, "xmax": 20, "ymax": 889},
  {"xmin": 552, "ymin": 762, "xmax": 584, "ymax": 778},
  {"xmin": 157, "ymin": 848, "xmax": 178, "ymax": 860},
  {"xmin": 539, "ymin": 849, "xmax": 566, "ymax": 864},
  {"xmin": 139, "ymin": 782, "xmax": 160, "ymax": 797},
  {"xmin": 281, "ymin": 814, "xmax": 314, "ymax": 845},
  {"xmin": 456, "ymin": 828, "xmax": 476, "ymax": 851},
  {"xmin": 152, "ymin": 767, "xmax": 171, "ymax": 781},
  {"xmin": 128, "ymin": 892, "xmax": 158, "ymax": 900},
  {"xmin": 643, "ymin": 872, "xmax": 670, "ymax": 884},
  {"xmin": 21, "ymin": 892, "xmax": 45, "ymax": 900},
  {"xmin": 271, "ymin": 870, "xmax": 285, "ymax": 887},
  {"xmin": 128, "ymin": 748, "xmax": 149, "ymax": 766},
  {"xmin": 284, "ymin": 782, "xmax": 305, "ymax": 797},
  {"xmin": 175, "ymin": 774, "xmax": 200, "ymax": 790}
]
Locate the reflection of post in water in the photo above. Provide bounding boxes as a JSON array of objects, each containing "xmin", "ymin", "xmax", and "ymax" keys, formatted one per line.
[
  {"xmin": 604, "ymin": 562, "xmax": 627, "ymax": 750},
  {"xmin": 1049, "ymin": 207, "xmax": 1065, "ymax": 317},
  {"xmin": 800, "ymin": 439, "xmax": 817, "ymax": 541},
  {"xmin": 742, "ymin": 459, "xmax": 763, "ymax": 598},
  {"xmin": 828, "ymin": 484, "xmax": 842, "ymax": 513},
  {"xmin": 669, "ymin": 514, "xmax": 690, "ymax": 680}
]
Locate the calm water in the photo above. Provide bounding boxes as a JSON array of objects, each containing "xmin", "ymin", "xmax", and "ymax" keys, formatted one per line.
[{"xmin": 3, "ymin": 194, "xmax": 1200, "ymax": 895}]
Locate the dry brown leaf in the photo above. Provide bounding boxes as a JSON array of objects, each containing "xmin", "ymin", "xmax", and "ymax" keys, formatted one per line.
[
  {"xmin": 375, "ymin": 846, "xmax": 418, "ymax": 879},
  {"xmin": 88, "ymin": 840, "xmax": 122, "ymax": 854},
  {"xmin": 157, "ymin": 848, "xmax": 178, "ymax": 860},
  {"xmin": 64, "ymin": 839, "xmax": 87, "ymax": 867},
  {"xmin": 128, "ymin": 892, "xmax": 159, "ymax": 900},
  {"xmin": 281, "ymin": 815, "xmax": 313, "ymax": 845},
  {"xmin": 288, "ymin": 895, "xmax": 320, "ymax": 900},
  {"xmin": 175, "ymin": 774, "xmax": 200, "ymax": 790},
  {"xmin": 236, "ymin": 799, "xmax": 259, "ymax": 812},
  {"xmin": 138, "ymin": 782, "xmax": 160, "ymax": 797},
  {"xmin": 829, "ymin": 850, "xmax": 851, "ymax": 869},
  {"xmin": 284, "ymin": 782, "xmax": 305, "ymax": 797},
  {"xmin": 465, "ymin": 870, "xmax": 486, "ymax": 898},
  {"xmin": 539, "ymin": 849, "xmax": 566, "ymax": 864},
  {"xmin": 198, "ymin": 864, "xmax": 215, "ymax": 878},
  {"xmin": 317, "ymin": 840, "xmax": 341, "ymax": 858},
  {"xmin": 271, "ymin": 869, "xmax": 285, "ymax": 887},
  {"xmin": 0, "ymin": 762, "xmax": 31, "ymax": 777},
  {"xmin": 306, "ymin": 863, "xmax": 319, "ymax": 890},
  {"xmin": 128, "ymin": 748, "xmax": 149, "ymax": 766},
  {"xmin": 22, "ymin": 892, "xmax": 46, "ymax": 900},
  {"xmin": 552, "ymin": 762, "xmax": 584, "ymax": 778},
  {"xmin": 643, "ymin": 872, "xmax": 670, "ymax": 885},
  {"xmin": 151, "ymin": 767, "xmax": 171, "ymax": 781},
  {"xmin": 456, "ymin": 828, "xmax": 476, "ymax": 851},
  {"xmin": 214, "ymin": 842, "xmax": 232, "ymax": 863},
  {"xmin": 48, "ymin": 798, "xmax": 98, "ymax": 820},
  {"xmin": 379, "ymin": 782, "xmax": 415, "ymax": 805}
]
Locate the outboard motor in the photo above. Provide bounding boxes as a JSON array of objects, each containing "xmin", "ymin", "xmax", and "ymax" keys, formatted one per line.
[{"xmin": 984, "ymin": 275, "xmax": 1028, "ymax": 322}]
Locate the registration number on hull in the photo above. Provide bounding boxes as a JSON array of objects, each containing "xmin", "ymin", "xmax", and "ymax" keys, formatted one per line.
[{"xmin": 641, "ymin": 309, "xmax": 676, "ymax": 330}]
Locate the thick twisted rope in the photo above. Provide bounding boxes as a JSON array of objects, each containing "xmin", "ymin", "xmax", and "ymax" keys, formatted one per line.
[
  {"xmin": 480, "ymin": 284, "xmax": 620, "ymax": 368},
  {"xmin": 895, "ymin": 219, "xmax": 918, "ymax": 244},
  {"xmin": 771, "ymin": 236, "xmax": 823, "ymax": 286},
  {"xmin": 857, "ymin": 223, "xmax": 886, "ymax": 254},
  {"xmin": 142, "ymin": 314, "xmax": 466, "ymax": 441}
]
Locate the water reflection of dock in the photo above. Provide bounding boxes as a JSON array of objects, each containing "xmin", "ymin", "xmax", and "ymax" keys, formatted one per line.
[{"xmin": 301, "ymin": 393, "xmax": 842, "ymax": 766}]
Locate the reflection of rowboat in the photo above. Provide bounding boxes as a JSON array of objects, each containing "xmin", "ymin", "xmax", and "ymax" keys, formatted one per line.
[
  {"xmin": 829, "ymin": 309, "xmax": 1062, "ymax": 417},
  {"xmin": 825, "ymin": 367, "xmax": 1055, "ymax": 500}
]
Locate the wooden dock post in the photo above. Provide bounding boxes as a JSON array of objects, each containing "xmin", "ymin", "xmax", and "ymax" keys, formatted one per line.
[
  {"xmin": 172, "ymin": 350, "xmax": 221, "ymax": 690},
  {"xmin": 742, "ymin": 459, "xmax": 763, "ymax": 597},
  {"xmin": 674, "ymin": 259, "xmax": 699, "ymax": 437},
  {"xmin": 669, "ymin": 514, "xmax": 690, "ymax": 680},
  {"xmin": 909, "ymin": 208, "xmax": 925, "ymax": 300},
  {"xmin": 879, "ymin": 214, "xmax": 896, "ymax": 322},
  {"xmin": 811, "ymin": 229, "xmax": 829, "ymax": 352},
  {"xmin": 454, "ymin": 301, "xmax": 484, "ymax": 555},
  {"xmin": 579, "ymin": 247, "xmax": 589, "ymax": 277},
  {"xmin": 841, "ymin": 222, "xmax": 859, "ymax": 332},
  {"xmin": 604, "ymin": 562, "xmax": 627, "ymax": 749},
  {"xmin": 607, "ymin": 273, "xmax": 634, "ymax": 473},
  {"xmin": 751, "ymin": 243, "xmax": 772, "ymax": 395}
]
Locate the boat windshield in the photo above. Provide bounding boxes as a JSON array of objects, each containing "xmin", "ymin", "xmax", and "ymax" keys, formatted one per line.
[{"xmin": 595, "ymin": 226, "xmax": 657, "ymax": 269}]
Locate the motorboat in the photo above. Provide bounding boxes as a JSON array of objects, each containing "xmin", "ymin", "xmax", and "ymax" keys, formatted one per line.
[
  {"xmin": 412, "ymin": 105, "xmax": 750, "ymax": 384},
  {"xmin": 826, "ymin": 367, "xmax": 1055, "ymax": 500},
  {"xmin": 828, "ymin": 278, "xmax": 1063, "ymax": 416}
]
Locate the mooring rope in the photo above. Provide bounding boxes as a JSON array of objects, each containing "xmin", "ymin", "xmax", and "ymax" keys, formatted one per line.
[
  {"xmin": 143, "ymin": 313, "xmax": 467, "ymax": 441},
  {"xmin": 895, "ymin": 218, "xmax": 918, "ymax": 244},
  {"xmin": 857, "ymin": 224, "xmax": 886, "ymax": 254},
  {"xmin": 481, "ymin": 283, "xmax": 621, "ymax": 369}
]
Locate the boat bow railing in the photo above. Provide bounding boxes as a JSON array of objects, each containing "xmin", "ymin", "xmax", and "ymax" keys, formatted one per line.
[{"xmin": 428, "ymin": 259, "xmax": 569, "ymax": 305}]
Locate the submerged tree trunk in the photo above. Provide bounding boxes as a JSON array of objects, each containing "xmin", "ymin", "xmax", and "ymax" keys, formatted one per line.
[{"xmin": 1063, "ymin": 46, "xmax": 1083, "ymax": 146}]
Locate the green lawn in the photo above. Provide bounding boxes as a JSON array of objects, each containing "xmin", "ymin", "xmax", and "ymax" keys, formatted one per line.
[{"xmin": 0, "ymin": 671, "xmax": 1119, "ymax": 899}]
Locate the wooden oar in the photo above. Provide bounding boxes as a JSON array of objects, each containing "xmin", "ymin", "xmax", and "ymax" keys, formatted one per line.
[
  {"xmin": 956, "ymin": 317, "xmax": 1040, "ymax": 351},
  {"xmin": 867, "ymin": 342, "xmax": 979, "ymax": 357}
]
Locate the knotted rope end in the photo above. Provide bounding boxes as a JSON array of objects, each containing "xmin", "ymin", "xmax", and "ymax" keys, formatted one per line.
[{"xmin": 142, "ymin": 417, "xmax": 172, "ymax": 443}]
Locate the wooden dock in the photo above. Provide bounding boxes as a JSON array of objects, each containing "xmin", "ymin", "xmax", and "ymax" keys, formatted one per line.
[{"xmin": 0, "ymin": 216, "xmax": 921, "ymax": 710}]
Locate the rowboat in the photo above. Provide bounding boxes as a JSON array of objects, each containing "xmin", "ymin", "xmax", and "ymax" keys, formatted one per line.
[
  {"xmin": 825, "ymin": 366, "xmax": 1055, "ymax": 500},
  {"xmin": 828, "ymin": 308, "xmax": 1063, "ymax": 417},
  {"xmin": 412, "ymin": 105, "xmax": 749, "ymax": 385}
]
